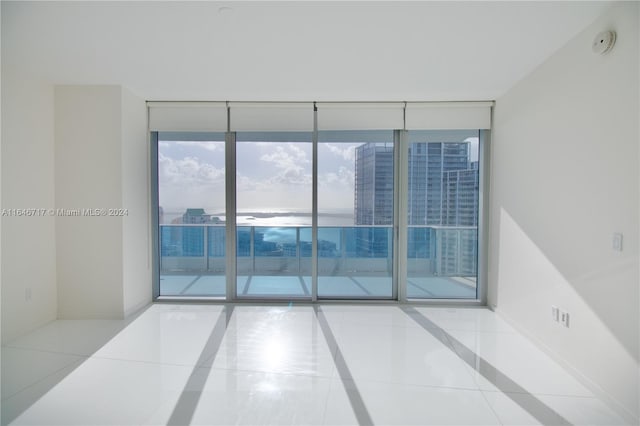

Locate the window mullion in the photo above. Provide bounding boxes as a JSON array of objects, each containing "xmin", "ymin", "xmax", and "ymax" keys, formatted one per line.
[
  {"xmin": 225, "ymin": 131, "xmax": 237, "ymax": 301},
  {"xmin": 396, "ymin": 130, "xmax": 409, "ymax": 302},
  {"xmin": 312, "ymin": 104, "xmax": 318, "ymax": 301}
]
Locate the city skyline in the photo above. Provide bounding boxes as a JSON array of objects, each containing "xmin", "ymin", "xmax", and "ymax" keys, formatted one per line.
[{"xmin": 354, "ymin": 141, "xmax": 479, "ymax": 227}]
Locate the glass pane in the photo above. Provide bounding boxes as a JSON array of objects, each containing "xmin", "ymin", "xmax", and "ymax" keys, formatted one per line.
[
  {"xmin": 236, "ymin": 132, "xmax": 312, "ymax": 298},
  {"xmin": 406, "ymin": 130, "xmax": 479, "ymax": 299},
  {"xmin": 158, "ymin": 133, "xmax": 226, "ymax": 297},
  {"xmin": 318, "ymin": 131, "xmax": 394, "ymax": 298}
]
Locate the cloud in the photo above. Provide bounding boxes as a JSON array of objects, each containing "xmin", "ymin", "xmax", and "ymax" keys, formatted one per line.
[
  {"xmin": 158, "ymin": 153, "xmax": 224, "ymax": 185},
  {"xmin": 268, "ymin": 168, "xmax": 312, "ymax": 186},
  {"xmin": 237, "ymin": 173, "xmax": 260, "ymax": 191},
  {"xmin": 259, "ymin": 143, "xmax": 311, "ymax": 186},
  {"xmin": 161, "ymin": 142, "xmax": 350, "ymax": 213},
  {"xmin": 318, "ymin": 165, "xmax": 355, "ymax": 212},
  {"xmin": 320, "ymin": 166, "xmax": 354, "ymax": 188},
  {"xmin": 260, "ymin": 144, "xmax": 309, "ymax": 169},
  {"xmin": 158, "ymin": 153, "xmax": 226, "ymax": 213},
  {"xmin": 324, "ymin": 143, "xmax": 356, "ymax": 161},
  {"xmin": 175, "ymin": 141, "xmax": 222, "ymax": 152}
]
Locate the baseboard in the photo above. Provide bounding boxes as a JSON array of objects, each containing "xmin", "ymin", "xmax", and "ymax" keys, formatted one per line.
[
  {"xmin": 123, "ymin": 298, "xmax": 152, "ymax": 319},
  {"xmin": 493, "ymin": 307, "xmax": 639, "ymax": 425},
  {"xmin": 1, "ymin": 316, "xmax": 56, "ymax": 346}
]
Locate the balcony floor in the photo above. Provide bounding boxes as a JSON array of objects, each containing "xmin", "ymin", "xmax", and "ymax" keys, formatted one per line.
[{"xmin": 159, "ymin": 274, "xmax": 476, "ymax": 299}]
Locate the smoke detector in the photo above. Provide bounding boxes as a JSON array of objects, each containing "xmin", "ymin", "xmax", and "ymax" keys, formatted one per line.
[{"xmin": 592, "ymin": 31, "xmax": 616, "ymax": 55}]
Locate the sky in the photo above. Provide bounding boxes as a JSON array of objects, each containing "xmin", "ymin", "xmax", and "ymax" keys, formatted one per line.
[
  {"xmin": 158, "ymin": 136, "xmax": 479, "ymax": 223},
  {"xmin": 158, "ymin": 139, "xmax": 360, "ymax": 220}
]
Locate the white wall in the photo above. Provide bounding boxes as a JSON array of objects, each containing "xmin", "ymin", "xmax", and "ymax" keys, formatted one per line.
[
  {"xmin": 55, "ymin": 85, "xmax": 150, "ymax": 319},
  {"xmin": 1, "ymin": 66, "xmax": 57, "ymax": 343},
  {"xmin": 121, "ymin": 88, "xmax": 152, "ymax": 316},
  {"xmin": 55, "ymin": 86, "xmax": 124, "ymax": 318},
  {"xmin": 490, "ymin": 2, "xmax": 639, "ymax": 420},
  {"xmin": 1, "ymin": 80, "xmax": 150, "ymax": 335}
]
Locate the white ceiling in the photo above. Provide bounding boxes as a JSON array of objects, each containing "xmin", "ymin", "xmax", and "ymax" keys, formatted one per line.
[{"xmin": 2, "ymin": 1, "xmax": 613, "ymax": 102}]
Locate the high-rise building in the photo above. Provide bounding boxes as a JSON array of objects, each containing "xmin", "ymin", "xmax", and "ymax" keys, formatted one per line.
[
  {"xmin": 354, "ymin": 143, "xmax": 394, "ymax": 225},
  {"xmin": 407, "ymin": 142, "xmax": 472, "ymax": 226},
  {"xmin": 176, "ymin": 208, "xmax": 225, "ymax": 257},
  {"xmin": 182, "ymin": 208, "xmax": 211, "ymax": 224},
  {"xmin": 442, "ymin": 161, "xmax": 479, "ymax": 227},
  {"xmin": 354, "ymin": 143, "xmax": 394, "ymax": 259},
  {"xmin": 355, "ymin": 141, "xmax": 478, "ymax": 277},
  {"xmin": 355, "ymin": 141, "xmax": 475, "ymax": 227}
]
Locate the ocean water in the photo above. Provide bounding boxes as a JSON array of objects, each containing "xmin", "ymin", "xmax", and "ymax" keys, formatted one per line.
[
  {"xmin": 162, "ymin": 212, "xmax": 360, "ymax": 251},
  {"xmin": 163, "ymin": 212, "xmax": 354, "ymax": 227}
]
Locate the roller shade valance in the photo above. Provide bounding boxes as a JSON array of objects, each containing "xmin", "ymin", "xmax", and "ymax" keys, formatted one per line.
[
  {"xmin": 229, "ymin": 102, "xmax": 314, "ymax": 131},
  {"xmin": 147, "ymin": 102, "xmax": 227, "ymax": 132},
  {"xmin": 405, "ymin": 102, "xmax": 492, "ymax": 130},
  {"xmin": 148, "ymin": 101, "xmax": 493, "ymax": 132},
  {"xmin": 316, "ymin": 102, "xmax": 405, "ymax": 130}
]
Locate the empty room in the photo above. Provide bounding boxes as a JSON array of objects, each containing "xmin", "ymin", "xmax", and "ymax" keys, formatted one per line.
[{"xmin": 1, "ymin": 1, "xmax": 638, "ymax": 425}]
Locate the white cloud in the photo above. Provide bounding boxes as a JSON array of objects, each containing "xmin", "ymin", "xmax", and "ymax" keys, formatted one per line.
[
  {"xmin": 258, "ymin": 144, "xmax": 311, "ymax": 186},
  {"xmin": 158, "ymin": 153, "xmax": 226, "ymax": 213},
  {"xmin": 324, "ymin": 143, "xmax": 356, "ymax": 161},
  {"xmin": 158, "ymin": 153, "xmax": 224, "ymax": 186},
  {"xmin": 237, "ymin": 173, "xmax": 260, "ymax": 191},
  {"xmin": 175, "ymin": 141, "xmax": 221, "ymax": 152},
  {"xmin": 268, "ymin": 168, "xmax": 312, "ymax": 186},
  {"xmin": 260, "ymin": 144, "xmax": 309, "ymax": 169},
  {"xmin": 320, "ymin": 166, "xmax": 354, "ymax": 188},
  {"xmin": 159, "ymin": 140, "xmax": 356, "ymax": 216}
]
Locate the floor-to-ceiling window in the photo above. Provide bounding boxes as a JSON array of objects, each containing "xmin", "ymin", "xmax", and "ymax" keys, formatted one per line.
[
  {"xmin": 317, "ymin": 131, "xmax": 394, "ymax": 298},
  {"xmin": 156, "ymin": 132, "xmax": 227, "ymax": 297},
  {"xmin": 404, "ymin": 130, "xmax": 480, "ymax": 299},
  {"xmin": 235, "ymin": 132, "xmax": 313, "ymax": 298},
  {"xmin": 150, "ymin": 101, "xmax": 490, "ymax": 303}
]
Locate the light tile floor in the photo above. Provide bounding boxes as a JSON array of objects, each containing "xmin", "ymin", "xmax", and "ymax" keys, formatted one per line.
[{"xmin": 1, "ymin": 304, "xmax": 631, "ymax": 425}]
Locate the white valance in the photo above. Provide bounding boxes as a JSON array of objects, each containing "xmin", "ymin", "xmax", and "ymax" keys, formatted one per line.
[
  {"xmin": 147, "ymin": 102, "xmax": 227, "ymax": 132},
  {"xmin": 316, "ymin": 102, "xmax": 405, "ymax": 130},
  {"xmin": 148, "ymin": 101, "xmax": 493, "ymax": 132},
  {"xmin": 405, "ymin": 102, "xmax": 492, "ymax": 130},
  {"xmin": 229, "ymin": 102, "xmax": 313, "ymax": 131}
]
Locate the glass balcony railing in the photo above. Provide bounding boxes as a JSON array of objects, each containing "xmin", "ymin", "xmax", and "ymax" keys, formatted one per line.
[{"xmin": 159, "ymin": 224, "xmax": 477, "ymax": 278}]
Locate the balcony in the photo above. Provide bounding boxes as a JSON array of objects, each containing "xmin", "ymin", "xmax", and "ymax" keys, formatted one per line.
[{"xmin": 159, "ymin": 225, "xmax": 477, "ymax": 299}]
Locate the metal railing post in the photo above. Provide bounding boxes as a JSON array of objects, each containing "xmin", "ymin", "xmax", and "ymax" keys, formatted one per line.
[
  {"xmin": 204, "ymin": 225, "xmax": 209, "ymax": 271},
  {"xmin": 297, "ymin": 227, "xmax": 300, "ymax": 274},
  {"xmin": 251, "ymin": 227, "xmax": 255, "ymax": 274}
]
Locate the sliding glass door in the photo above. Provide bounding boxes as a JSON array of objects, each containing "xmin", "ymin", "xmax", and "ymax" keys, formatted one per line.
[
  {"xmin": 317, "ymin": 131, "xmax": 394, "ymax": 298},
  {"xmin": 151, "ymin": 102, "xmax": 489, "ymax": 302},
  {"xmin": 157, "ymin": 132, "xmax": 227, "ymax": 297},
  {"xmin": 405, "ymin": 130, "xmax": 480, "ymax": 299},
  {"xmin": 235, "ymin": 132, "xmax": 313, "ymax": 298}
]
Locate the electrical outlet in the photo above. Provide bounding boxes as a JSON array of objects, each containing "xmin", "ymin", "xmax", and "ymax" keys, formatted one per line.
[
  {"xmin": 560, "ymin": 311, "xmax": 570, "ymax": 328},
  {"xmin": 551, "ymin": 306, "xmax": 559, "ymax": 322},
  {"xmin": 613, "ymin": 233, "xmax": 623, "ymax": 251}
]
